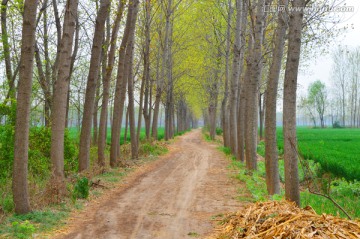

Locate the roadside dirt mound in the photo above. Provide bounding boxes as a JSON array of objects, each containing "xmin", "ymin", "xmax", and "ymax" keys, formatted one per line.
[{"xmin": 209, "ymin": 200, "xmax": 360, "ymax": 239}]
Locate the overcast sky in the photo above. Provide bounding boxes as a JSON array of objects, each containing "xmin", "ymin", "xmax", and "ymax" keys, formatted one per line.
[{"xmin": 297, "ymin": 0, "xmax": 360, "ymax": 94}]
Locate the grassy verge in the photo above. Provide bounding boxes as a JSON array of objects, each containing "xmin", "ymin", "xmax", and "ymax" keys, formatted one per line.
[{"xmin": 217, "ymin": 145, "xmax": 360, "ymax": 219}]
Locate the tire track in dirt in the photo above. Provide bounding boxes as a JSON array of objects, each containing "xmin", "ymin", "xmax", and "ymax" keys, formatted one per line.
[{"xmin": 55, "ymin": 129, "xmax": 247, "ymax": 239}]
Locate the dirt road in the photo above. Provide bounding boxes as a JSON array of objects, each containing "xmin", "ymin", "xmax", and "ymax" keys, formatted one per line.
[{"xmin": 55, "ymin": 129, "xmax": 245, "ymax": 239}]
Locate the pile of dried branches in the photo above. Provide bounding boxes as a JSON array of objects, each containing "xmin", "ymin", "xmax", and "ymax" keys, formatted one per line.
[{"xmin": 209, "ymin": 200, "xmax": 360, "ymax": 238}]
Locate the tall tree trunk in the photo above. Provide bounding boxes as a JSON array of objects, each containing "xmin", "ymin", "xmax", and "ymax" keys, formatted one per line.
[
  {"xmin": 208, "ymin": 46, "xmax": 221, "ymax": 140},
  {"xmin": 143, "ymin": 0, "xmax": 152, "ymax": 140},
  {"xmin": 152, "ymin": 91, "xmax": 161, "ymax": 140},
  {"xmin": 1, "ymin": 0, "xmax": 15, "ymax": 99},
  {"xmin": 12, "ymin": 0, "xmax": 38, "ymax": 214},
  {"xmin": 127, "ymin": 41, "xmax": 139, "ymax": 159},
  {"xmin": 222, "ymin": 0, "xmax": 232, "ymax": 147},
  {"xmin": 50, "ymin": 0, "xmax": 61, "ymax": 100},
  {"xmin": 98, "ymin": 0, "xmax": 126, "ymax": 166},
  {"xmin": 65, "ymin": 14, "xmax": 80, "ymax": 129},
  {"xmin": 79, "ymin": 0, "xmax": 111, "ymax": 171},
  {"xmin": 137, "ymin": 73, "xmax": 145, "ymax": 143},
  {"xmin": 283, "ymin": 0, "xmax": 305, "ymax": 206},
  {"xmin": 245, "ymin": 0, "xmax": 265, "ymax": 170},
  {"xmin": 237, "ymin": 85, "xmax": 246, "ymax": 162},
  {"xmin": 163, "ymin": 0, "xmax": 174, "ymax": 141},
  {"xmin": 151, "ymin": 28, "xmax": 163, "ymax": 140},
  {"xmin": 259, "ymin": 93, "xmax": 264, "ymax": 140},
  {"xmin": 236, "ymin": 0, "xmax": 248, "ymax": 161},
  {"xmin": 264, "ymin": 0, "xmax": 288, "ymax": 195},
  {"xmin": 50, "ymin": 0, "xmax": 79, "ymax": 189},
  {"xmin": 34, "ymin": 43, "xmax": 52, "ymax": 127},
  {"xmin": 43, "ymin": 3, "xmax": 52, "ymax": 127},
  {"xmin": 110, "ymin": 0, "xmax": 139, "ymax": 166},
  {"xmin": 126, "ymin": 0, "xmax": 140, "ymax": 159},
  {"xmin": 124, "ymin": 107, "xmax": 129, "ymax": 144},
  {"xmin": 228, "ymin": 0, "xmax": 242, "ymax": 155},
  {"xmin": 92, "ymin": 77, "xmax": 101, "ymax": 145}
]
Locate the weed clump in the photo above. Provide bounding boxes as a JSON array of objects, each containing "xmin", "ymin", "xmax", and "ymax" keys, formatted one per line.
[{"xmin": 72, "ymin": 177, "xmax": 89, "ymax": 200}]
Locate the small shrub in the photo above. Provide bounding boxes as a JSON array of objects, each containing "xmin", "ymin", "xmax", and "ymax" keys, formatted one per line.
[
  {"xmin": 204, "ymin": 133, "xmax": 211, "ymax": 141},
  {"xmin": 11, "ymin": 220, "xmax": 35, "ymax": 239},
  {"xmin": 331, "ymin": 179, "xmax": 360, "ymax": 197},
  {"xmin": 139, "ymin": 142, "xmax": 168, "ymax": 156},
  {"xmin": 1, "ymin": 194, "xmax": 14, "ymax": 213},
  {"xmin": 332, "ymin": 121, "xmax": 342, "ymax": 128},
  {"xmin": 72, "ymin": 177, "xmax": 89, "ymax": 200},
  {"xmin": 218, "ymin": 146, "xmax": 231, "ymax": 156},
  {"xmin": 64, "ymin": 129, "xmax": 78, "ymax": 173},
  {"xmin": 256, "ymin": 141, "xmax": 265, "ymax": 157},
  {"xmin": 215, "ymin": 127, "xmax": 223, "ymax": 136},
  {"xmin": 0, "ymin": 125, "xmax": 15, "ymax": 179}
]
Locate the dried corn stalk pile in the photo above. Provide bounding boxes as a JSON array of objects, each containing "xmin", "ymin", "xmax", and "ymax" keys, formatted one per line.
[{"xmin": 209, "ymin": 200, "xmax": 360, "ymax": 239}]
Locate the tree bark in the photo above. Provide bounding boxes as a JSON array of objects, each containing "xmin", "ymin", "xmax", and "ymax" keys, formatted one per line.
[
  {"xmin": 124, "ymin": 107, "xmax": 129, "ymax": 144},
  {"xmin": 237, "ymin": 84, "xmax": 246, "ymax": 162},
  {"xmin": 34, "ymin": 43, "xmax": 52, "ymax": 126},
  {"xmin": 151, "ymin": 25, "xmax": 164, "ymax": 140},
  {"xmin": 110, "ymin": 0, "xmax": 139, "ymax": 166},
  {"xmin": 79, "ymin": 0, "xmax": 111, "ymax": 172},
  {"xmin": 51, "ymin": 0, "xmax": 61, "ymax": 93},
  {"xmin": 208, "ymin": 45, "xmax": 221, "ymax": 140},
  {"xmin": 245, "ymin": 0, "xmax": 265, "ymax": 171},
  {"xmin": 236, "ymin": 0, "xmax": 248, "ymax": 161},
  {"xmin": 126, "ymin": 1, "xmax": 140, "ymax": 159},
  {"xmin": 127, "ymin": 42, "xmax": 139, "ymax": 159},
  {"xmin": 65, "ymin": 15, "xmax": 79, "ymax": 128},
  {"xmin": 12, "ymin": 0, "xmax": 38, "ymax": 214},
  {"xmin": 221, "ymin": 0, "xmax": 232, "ymax": 148},
  {"xmin": 1, "ymin": 0, "xmax": 15, "ymax": 99},
  {"xmin": 43, "ymin": 3, "xmax": 52, "ymax": 127},
  {"xmin": 137, "ymin": 72, "xmax": 145, "ymax": 143},
  {"xmin": 283, "ymin": 0, "xmax": 305, "ymax": 206},
  {"xmin": 50, "ymin": 0, "xmax": 79, "ymax": 187},
  {"xmin": 142, "ymin": 0, "xmax": 152, "ymax": 140},
  {"xmin": 259, "ymin": 93, "xmax": 264, "ymax": 140},
  {"xmin": 163, "ymin": 0, "xmax": 175, "ymax": 141},
  {"xmin": 264, "ymin": 0, "xmax": 288, "ymax": 195},
  {"xmin": 92, "ymin": 75, "xmax": 101, "ymax": 145},
  {"xmin": 228, "ymin": 0, "xmax": 243, "ymax": 155},
  {"xmin": 98, "ymin": 0, "xmax": 126, "ymax": 166}
]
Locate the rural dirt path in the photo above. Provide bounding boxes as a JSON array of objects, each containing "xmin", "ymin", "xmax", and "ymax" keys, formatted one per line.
[{"xmin": 54, "ymin": 129, "xmax": 246, "ymax": 239}]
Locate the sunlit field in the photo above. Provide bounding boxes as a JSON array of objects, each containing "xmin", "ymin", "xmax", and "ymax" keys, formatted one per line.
[{"xmin": 276, "ymin": 127, "xmax": 360, "ymax": 181}]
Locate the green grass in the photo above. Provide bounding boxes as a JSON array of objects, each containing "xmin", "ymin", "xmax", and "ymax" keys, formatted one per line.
[
  {"xmin": 0, "ymin": 127, "xmax": 171, "ymax": 238},
  {"xmin": 0, "ymin": 207, "xmax": 70, "ymax": 238},
  {"xmin": 213, "ymin": 128, "xmax": 360, "ymax": 219},
  {"xmin": 68, "ymin": 127, "xmax": 166, "ymax": 145},
  {"xmin": 218, "ymin": 146, "xmax": 232, "ymax": 156},
  {"xmin": 226, "ymin": 155, "xmax": 360, "ymax": 219},
  {"xmin": 276, "ymin": 127, "xmax": 360, "ymax": 181},
  {"xmin": 228, "ymin": 159, "xmax": 273, "ymax": 202}
]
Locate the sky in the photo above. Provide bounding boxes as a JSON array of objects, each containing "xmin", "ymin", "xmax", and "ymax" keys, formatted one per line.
[{"xmin": 297, "ymin": 0, "xmax": 360, "ymax": 94}]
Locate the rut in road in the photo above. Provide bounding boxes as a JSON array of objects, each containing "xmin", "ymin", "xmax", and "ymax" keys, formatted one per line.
[{"xmin": 55, "ymin": 129, "xmax": 247, "ymax": 239}]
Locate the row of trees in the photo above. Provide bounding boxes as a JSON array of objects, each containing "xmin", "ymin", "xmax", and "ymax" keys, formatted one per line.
[
  {"xmin": 299, "ymin": 80, "xmax": 327, "ymax": 128},
  {"xmin": 1, "ymin": 0, "xmax": 345, "ymax": 214},
  {"xmin": 299, "ymin": 47, "xmax": 360, "ymax": 128},
  {"xmin": 331, "ymin": 46, "xmax": 360, "ymax": 127},
  {"xmin": 4, "ymin": 0, "xmax": 199, "ymax": 214},
  {"xmin": 200, "ymin": 0, "xmax": 345, "ymax": 206}
]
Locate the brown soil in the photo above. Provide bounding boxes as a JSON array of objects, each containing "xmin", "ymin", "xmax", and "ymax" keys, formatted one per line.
[{"xmin": 53, "ymin": 129, "xmax": 247, "ymax": 239}]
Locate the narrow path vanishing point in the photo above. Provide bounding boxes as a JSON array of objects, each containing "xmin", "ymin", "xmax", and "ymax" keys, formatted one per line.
[{"xmin": 55, "ymin": 129, "xmax": 246, "ymax": 239}]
